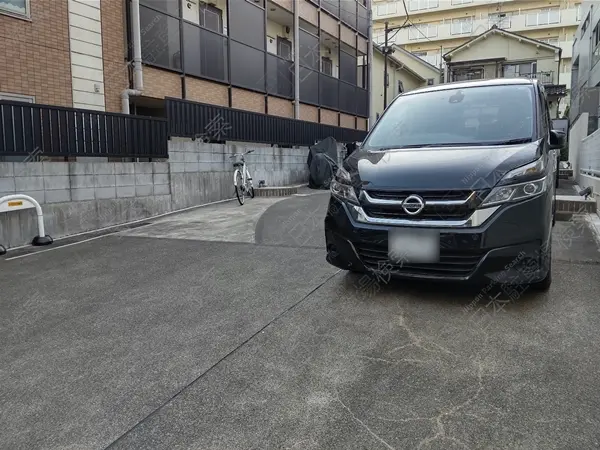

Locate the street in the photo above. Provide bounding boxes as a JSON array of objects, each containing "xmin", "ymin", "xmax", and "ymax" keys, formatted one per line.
[{"xmin": 2, "ymin": 190, "xmax": 600, "ymax": 449}]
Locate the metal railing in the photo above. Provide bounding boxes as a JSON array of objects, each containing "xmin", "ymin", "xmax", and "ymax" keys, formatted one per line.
[
  {"xmin": 0, "ymin": 101, "xmax": 168, "ymax": 158},
  {"xmin": 166, "ymin": 98, "xmax": 367, "ymax": 146}
]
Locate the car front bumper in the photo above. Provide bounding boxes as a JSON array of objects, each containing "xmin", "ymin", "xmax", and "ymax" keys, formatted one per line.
[{"xmin": 324, "ymin": 194, "xmax": 552, "ymax": 285}]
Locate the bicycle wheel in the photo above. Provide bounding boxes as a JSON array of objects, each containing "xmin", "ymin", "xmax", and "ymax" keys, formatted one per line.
[
  {"xmin": 235, "ymin": 170, "xmax": 245, "ymax": 205},
  {"xmin": 248, "ymin": 184, "xmax": 255, "ymax": 198}
]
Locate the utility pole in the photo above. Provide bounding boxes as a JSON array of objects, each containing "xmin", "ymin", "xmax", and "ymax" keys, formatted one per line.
[
  {"xmin": 382, "ymin": 20, "xmax": 411, "ymax": 110},
  {"xmin": 383, "ymin": 21, "xmax": 389, "ymax": 109}
]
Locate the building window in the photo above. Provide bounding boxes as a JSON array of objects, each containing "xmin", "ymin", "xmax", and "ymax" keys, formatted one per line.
[
  {"xmin": 409, "ymin": 23, "xmax": 438, "ymax": 40},
  {"xmin": 0, "ymin": 0, "xmax": 29, "ymax": 17},
  {"xmin": 503, "ymin": 62, "xmax": 537, "ymax": 79},
  {"xmin": 489, "ymin": 13, "xmax": 511, "ymax": 29},
  {"xmin": 539, "ymin": 37, "xmax": 559, "ymax": 46},
  {"xmin": 199, "ymin": 2, "xmax": 223, "ymax": 33},
  {"xmin": 398, "ymin": 80, "xmax": 404, "ymax": 94},
  {"xmin": 452, "ymin": 68, "xmax": 483, "ymax": 81},
  {"xmin": 277, "ymin": 37, "xmax": 292, "ymax": 60},
  {"xmin": 408, "ymin": 0, "xmax": 438, "ymax": 12},
  {"xmin": 0, "ymin": 92, "xmax": 34, "ymax": 103},
  {"xmin": 376, "ymin": 2, "xmax": 397, "ymax": 16},
  {"xmin": 373, "ymin": 30, "xmax": 386, "ymax": 44},
  {"xmin": 525, "ymin": 8, "xmax": 560, "ymax": 27},
  {"xmin": 357, "ymin": 63, "xmax": 367, "ymax": 88},
  {"xmin": 593, "ymin": 20, "xmax": 600, "ymax": 67},
  {"xmin": 321, "ymin": 57, "xmax": 333, "ymax": 76},
  {"xmin": 451, "ymin": 0, "xmax": 472, "ymax": 4},
  {"xmin": 576, "ymin": 4, "xmax": 581, "ymax": 21},
  {"xmin": 451, "ymin": 17, "xmax": 473, "ymax": 35}
]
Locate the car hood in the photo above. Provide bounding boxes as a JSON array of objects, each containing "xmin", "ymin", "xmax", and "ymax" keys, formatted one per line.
[{"xmin": 345, "ymin": 142, "xmax": 542, "ymax": 191}]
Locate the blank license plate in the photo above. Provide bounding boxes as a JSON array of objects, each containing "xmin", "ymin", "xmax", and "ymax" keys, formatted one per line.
[{"xmin": 388, "ymin": 228, "xmax": 440, "ymax": 263}]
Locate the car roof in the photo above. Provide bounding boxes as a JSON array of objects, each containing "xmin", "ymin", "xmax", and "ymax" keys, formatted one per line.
[{"xmin": 403, "ymin": 78, "xmax": 538, "ymax": 96}]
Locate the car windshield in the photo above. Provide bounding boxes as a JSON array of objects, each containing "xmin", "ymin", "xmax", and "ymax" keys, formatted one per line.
[{"xmin": 363, "ymin": 84, "xmax": 535, "ymax": 150}]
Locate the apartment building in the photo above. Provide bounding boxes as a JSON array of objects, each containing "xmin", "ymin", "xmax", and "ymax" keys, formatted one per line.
[
  {"xmin": 372, "ymin": 0, "xmax": 580, "ymax": 116},
  {"xmin": 0, "ymin": 0, "xmax": 371, "ymax": 135},
  {"xmin": 569, "ymin": 0, "xmax": 600, "ymax": 133}
]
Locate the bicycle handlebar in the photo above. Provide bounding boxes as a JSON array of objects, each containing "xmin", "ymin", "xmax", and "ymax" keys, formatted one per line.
[{"xmin": 228, "ymin": 150, "xmax": 254, "ymax": 158}]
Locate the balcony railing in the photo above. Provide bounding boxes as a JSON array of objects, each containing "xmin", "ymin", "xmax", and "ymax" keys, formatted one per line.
[
  {"xmin": 507, "ymin": 71, "xmax": 555, "ymax": 84},
  {"xmin": 388, "ymin": 8, "xmax": 579, "ymax": 45},
  {"xmin": 266, "ymin": 54, "xmax": 293, "ymax": 99}
]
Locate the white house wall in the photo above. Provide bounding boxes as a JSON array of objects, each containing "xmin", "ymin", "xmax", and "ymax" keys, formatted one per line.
[{"xmin": 68, "ymin": 0, "xmax": 105, "ymax": 111}]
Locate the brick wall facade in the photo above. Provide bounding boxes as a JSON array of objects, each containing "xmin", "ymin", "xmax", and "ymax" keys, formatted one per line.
[
  {"xmin": 186, "ymin": 78, "xmax": 228, "ymax": 106},
  {"xmin": 143, "ymin": 67, "xmax": 181, "ymax": 99},
  {"xmin": 357, "ymin": 117, "xmax": 368, "ymax": 131},
  {"xmin": 268, "ymin": 96, "xmax": 293, "ymax": 118},
  {"xmin": 340, "ymin": 113, "xmax": 354, "ymax": 129},
  {"xmin": 101, "ymin": 0, "xmax": 128, "ymax": 113},
  {"xmin": 0, "ymin": 0, "xmax": 72, "ymax": 106},
  {"xmin": 231, "ymin": 88, "xmax": 264, "ymax": 113},
  {"xmin": 300, "ymin": 104, "xmax": 318, "ymax": 122},
  {"xmin": 320, "ymin": 108, "xmax": 338, "ymax": 126}
]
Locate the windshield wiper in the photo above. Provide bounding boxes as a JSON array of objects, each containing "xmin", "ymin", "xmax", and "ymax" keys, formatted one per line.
[
  {"xmin": 482, "ymin": 138, "xmax": 533, "ymax": 145},
  {"xmin": 369, "ymin": 138, "xmax": 533, "ymax": 151},
  {"xmin": 370, "ymin": 143, "xmax": 474, "ymax": 150}
]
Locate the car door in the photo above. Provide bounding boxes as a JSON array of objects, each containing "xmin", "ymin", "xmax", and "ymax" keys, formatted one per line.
[{"xmin": 537, "ymin": 84, "xmax": 558, "ymax": 224}]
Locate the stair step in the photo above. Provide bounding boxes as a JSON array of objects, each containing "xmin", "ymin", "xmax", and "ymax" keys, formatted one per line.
[{"xmin": 254, "ymin": 186, "xmax": 298, "ymax": 197}]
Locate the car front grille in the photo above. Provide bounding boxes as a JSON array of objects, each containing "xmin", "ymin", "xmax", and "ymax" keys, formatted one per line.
[
  {"xmin": 354, "ymin": 242, "xmax": 485, "ymax": 277},
  {"xmin": 361, "ymin": 189, "xmax": 489, "ymax": 222},
  {"xmin": 366, "ymin": 190, "xmax": 473, "ymax": 202}
]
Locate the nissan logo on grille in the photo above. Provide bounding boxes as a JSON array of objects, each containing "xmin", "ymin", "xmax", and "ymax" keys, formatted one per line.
[{"xmin": 402, "ymin": 194, "xmax": 425, "ymax": 215}]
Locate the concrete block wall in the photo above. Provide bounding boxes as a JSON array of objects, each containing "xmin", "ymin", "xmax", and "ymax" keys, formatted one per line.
[
  {"xmin": 168, "ymin": 139, "xmax": 309, "ymax": 209},
  {"xmin": 0, "ymin": 162, "xmax": 172, "ymax": 248},
  {"xmin": 0, "ymin": 140, "xmax": 310, "ymax": 249}
]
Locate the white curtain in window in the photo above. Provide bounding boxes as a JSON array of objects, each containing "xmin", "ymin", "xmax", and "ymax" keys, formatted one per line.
[
  {"xmin": 451, "ymin": 18, "xmax": 472, "ymax": 34},
  {"xmin": 0, "ymin": 0, "xmax": 26, "ymax": 14}
]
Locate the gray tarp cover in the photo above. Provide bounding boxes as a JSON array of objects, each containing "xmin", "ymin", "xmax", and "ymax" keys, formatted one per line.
[{"xmin": 307, "ymin": 137, "xmax": 339, "ymax": 189}]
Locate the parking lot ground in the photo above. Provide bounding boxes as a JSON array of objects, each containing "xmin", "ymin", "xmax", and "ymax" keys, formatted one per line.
[{"xmin": 2, "ymin": 190, "xmax": 600, "ymax": 449}]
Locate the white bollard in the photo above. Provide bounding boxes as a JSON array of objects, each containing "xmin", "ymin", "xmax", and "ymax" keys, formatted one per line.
[{"xmin": 0, "ymin": 194, "xmax": 53, "ymax": 253}]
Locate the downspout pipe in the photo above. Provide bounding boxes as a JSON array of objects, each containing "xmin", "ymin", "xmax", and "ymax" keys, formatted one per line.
[
  {"xmin": 293, "ymin": 0, "xmax": 300, "ymax": 120},
  {"xmin": 122, "ymin": 0, "xmax": 144, "ymax": 114},
  {"xmin": 367, "ymin": 0, "xmax": 373, "ymax": 130}
]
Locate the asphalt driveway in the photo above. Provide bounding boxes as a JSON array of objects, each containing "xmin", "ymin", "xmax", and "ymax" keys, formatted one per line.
[{"xmin": 1, "ymin": 191, "xmax": 600, "ymax": 449}]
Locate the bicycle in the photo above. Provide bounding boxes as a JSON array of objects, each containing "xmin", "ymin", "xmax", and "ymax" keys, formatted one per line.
[{"xmin": 229, "ymin": 149, "xmax": 255, "ymax": 205}]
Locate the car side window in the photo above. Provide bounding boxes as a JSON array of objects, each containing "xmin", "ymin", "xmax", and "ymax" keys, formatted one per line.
[{"xmin": 538, "ymin": 86, "xmax": 551, "ymax": 138}]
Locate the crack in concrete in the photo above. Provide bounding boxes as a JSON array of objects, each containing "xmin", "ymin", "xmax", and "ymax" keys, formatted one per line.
[
  {"xmin": 335, "ymin": 388, "xmax": 396, "ymax": 450},
  {"xmin": 355, "ymin": 355, "xmax": 431, "ymax": 365},
  {"xmin": 387, "ymin": 315, "xmax": 460, "ymax": 360}
]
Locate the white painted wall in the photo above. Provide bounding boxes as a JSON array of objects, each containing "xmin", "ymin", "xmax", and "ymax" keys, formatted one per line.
[
  {"xmin": 266, "ymin": 19, "xmax": 294, "ymax": 56},
  {"xmin": 68, "ymin": 0, "xmax": 105, "ymax": 111},
  {"xmin": 570, "ymin": 112, "xmax": 589, "ymax": 181}
]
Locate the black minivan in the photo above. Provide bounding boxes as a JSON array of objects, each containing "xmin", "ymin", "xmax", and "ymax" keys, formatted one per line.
[{"xmin": 325, "ymin": 78, "xmax": 564, "ymax": 290}]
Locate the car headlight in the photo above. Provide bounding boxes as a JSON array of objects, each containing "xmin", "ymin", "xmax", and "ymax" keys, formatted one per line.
[
  {"xmin": 481, "ymin": 176, "xmax": 547, "ymax": 207},
  {"xmin": 498, "ymin": 156, "xmax": 545, "ymax": 185},
  {"xmin": 330, "ymin": 167, "xmax": 359, "ymax": 205},
  {"xmin": 481, "ymin": 157, "xmax": 548, "ymax": 207}
]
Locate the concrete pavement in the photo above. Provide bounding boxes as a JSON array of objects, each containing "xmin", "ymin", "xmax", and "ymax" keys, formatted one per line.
[{"xmin": 2, "ymin": 191, "xmax": 600, "ymax": 449}]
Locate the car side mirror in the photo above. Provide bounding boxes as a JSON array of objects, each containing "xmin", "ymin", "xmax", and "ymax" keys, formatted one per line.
[{"xmin": 549, "ymin": 130, "xmax": 565, "ymax": 150}]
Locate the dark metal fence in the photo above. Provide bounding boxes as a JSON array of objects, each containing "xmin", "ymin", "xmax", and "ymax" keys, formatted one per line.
[
  {"xmin": 0, "ymin": 101, "xmax": 168, "ymax": 158},
  {"xmin": 166, "ymin": 98, "xmax": 368, "ymax": 146}
]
